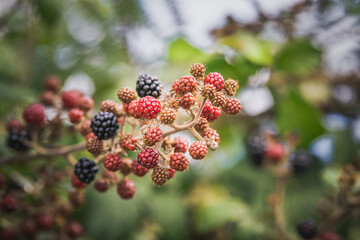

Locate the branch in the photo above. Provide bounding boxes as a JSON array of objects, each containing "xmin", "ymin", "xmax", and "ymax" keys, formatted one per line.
[{"xmin": 0, "ymin": 142, "xmax": 86, "ymax": 164}]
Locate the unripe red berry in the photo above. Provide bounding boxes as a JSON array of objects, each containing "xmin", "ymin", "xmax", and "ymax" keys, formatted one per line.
[
  {"xmin": 78, "ymin": 96, "xmax": 94, "ymax": 112},
  {"xmin": 190, "ymin": 63, "xmax": 206, "ymax": 79},
  {"xmin": 94, "ymin": 179, "xmax": 108, "ymax": 192},
  {"xmin": 117, "ymin": 87, "xmax": 137, "ymax": 104},
  {"xmin": 35, "ymin": 214, "xmax": 54, "ymax": 230},
  {"xmin": 40, "ymin": 91, "xmax": 56, "ymax": 106},
  {"xmin": 80, "ymin": 120, "xmax": 92, "ymax": 136},
  {"xmin": 104, "ymin": 153, "xmax": 123, "ymax": 171},
  {"xmin": 119, "ymin": 134, "xmax": 137, "ymax": 151},
  {"xmin": 266, "ymin": 142, "xmax": 285, "ymax": 162},
  {"xmin": 117, "ymin": 179, "xmax": 135, "ymax": 199},
  {"xmin": 145, "ymin": 127, "xmax": 162, "ymax": 146},
  {"xmin": 224, "ymin": 79, "xmax": 239, "ymax": 96},
  {"xmin": 201, "ymin": 100, "xmax": 221, "ymax": 122},
  {"xmin": 172, "ymin": 136, "xmax": 188, "ymax": 153},
  {"xmin": 137, "ymin": 148, "xmax": 159, "ymax": 169},
  {"xmin": 194, "ymin": 117, "xmax": 209, "ymax": 133},
  {"xmin": 100, "ymin": 99, "xmax": 116, "ymax": 113},
  {"xmin": 160, "ymin": 108, "xmax": 177, "ymax": 125},
  {"xmin": 189, "ymin": 141, "xmax": 208, "ymax": 160},
  {"xmin": 128, "ymin": 100, "xmax": 141, "ymax": 119},
  {"xmin": 6, "ymin": 118, "xmax": 23, "ymax": 133},
  {"xmin": 168, "ymin": 168, "xmax": 176, "ymax": 179},
  {"xmin": 102, "ymin": 170, "xmax": 118, "ymax": 184},
  {"xmin": 68, "ymin": 108, "xmax": 84, "ymax": 123},
  {"xmin": 1, "ymin": 195, "xmax": 17, "ymax": 212},
  {"xmin": 172, "ymin": 75, "xmax": 197, "ymax": 96},
  {"xmin": 23, "ymin": 103, "xmax": 46, "ymax": 126},
  {"xmin": 68, "ymin": 190, "xmax": 85, "ymax": 207},
  {"xmin": 203, "ymin": 128, "xmax": 220, "ymax": 143},
  {"xmin": 61, "ymin": 90, "xmax": 83, "ymax": 109},
  {"xmin": 20, "ymin": 219, "xmax": 37, "ymax": 238},
  {"xmin": 44, "ymin": 75, "xmax": 61, "ymax": 92},
  {"xmin": 85, "ymin": 134, "xmax": 103, "ymax": 155},
  {"xmin": 204, "ymin": 72, "xmax": 224, "ymax": 91},
  {"xmin": 137, "ymin": 96, "xmax": 161, "ymax": 120},
  {"xmin": 222, "ymin": 98, "xmax": 242, "ymax": 115},
  {"xmin": 0, "ymin": 228, "xmax": 17, "ymax": 240},
  {"xmin": 67, "ymin": 221, "xmax": 84, "ymax": 238},
  {"xmin": 71, "ymin": 175, "xmax": 88, "ymax": 189},
  {"xmin": 320, "ymin": 232, "xmax": 342, "ymax": 240},
  {"xmin": 152, "ymin": 167, "xmax": 170, "ymax": 186},
  {"xmin": 179, "ymin": 92, "xmax": 196, "ymax": 109},
  {"xmin": 170, "ymin": 153, "xmax": 189, "ymax": 171},
  {"xmin": 131, "ymin": 160, "xmax": 149, "ymax": 177}
]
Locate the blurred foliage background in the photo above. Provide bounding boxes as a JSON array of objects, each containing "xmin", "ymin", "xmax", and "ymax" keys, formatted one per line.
[{"xmin": 1, "ymin": 0, "xmax": 360, "ymax": 239}]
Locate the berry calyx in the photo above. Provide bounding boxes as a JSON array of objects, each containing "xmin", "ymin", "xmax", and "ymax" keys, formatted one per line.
[
  {"xmin": 204, "ymin": 72, "xmax": 224, "ymax": 91},
  {"xmin": 297, "ymin": 219, "xmax": 317, "ymax": 239},
  {"xmin": 104, "ymin": 153, "xmax": 123, "ymax": 171},
  {"xmin": 61, "ymin": 90, "xmax": 83, "ymax": 109},
  {"xmin": 23, "ymin": 103, "xmax": 46, "ymax": 126},
  {"xmin": 222, "ymin": 97, "xmax": 242, "ymax": 115},
  {"xmin": 90, "ymin": 111, "xmax": 119, "ymax": 140},
  {"xmin": 189, "ymin": 141, "xmax": 208, "ymax": 160},
  {"xmin": 74, "ymin": 157, "xmax": 98, "ymax": 184},
  {"xmin": 136, "ymin": 74, "xmax": 163, "ymax": 98},
  {"xmin": 201, "ymin": 100, "xmax": 221, "ymax": 122},
  {"xmin": 179, "ymin": 92, "xmax": 196, "ymax": 109},
  {"xmin": 137, "ymin": 96, "xmax": 161, "ymax": 120},
  {"xmin": 137, "ymin": 148, "xmax": 159, "ymax": 169},
  {"xmin": 170, "ymin": 153, "xmax": 189, "ymax": 171},
  {"xmin": 172, "ymin": 136, "xmax": 188, "ymax": 153},
  {"xmin": 160, "ymin": 108, "xmax": 177, "ymax": 125},
  {"xmin": 68, "ymin": 108, "xmax": 84, "ymax": 124},
  {"xmin": 117, "ymin": 87, "xmax": 137, "ymax": 103},
  {"xmin": 117, "ymin": 179, "xmax": 136, "ymax": 199},
  {"xmin": 131, "ymin": 160, "xmax": 149, "ymax": 177},
  {"xmin": 168, "ymin": 99, "xmax": 180, "ymax": 109},
  {"xmin": 172, "ymin": 75, "xmax": 197, "ymax": 96},
  {"xmin": 152, "ymin": 167, "xmax": 170, "ymax": 186}
]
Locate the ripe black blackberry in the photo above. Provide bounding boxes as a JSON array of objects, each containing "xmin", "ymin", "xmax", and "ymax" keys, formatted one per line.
[
  {"xmin": 297, "ymin": 219, "xmax": 317, "ymax": 239},
  {"xmin": 289, "ymin": 150, "xmax": 313, "ymax": 173},
  {"xmin": 7, "ymin": 129, "xmax": 31, "ymax": 152},
  {"xmin": 248, "ymin": 134, "xmax": 265, "ymax": 166},
  {"xmin": 90, "ymin": 111, "xmax": 119, "ymax": 140},
  {"xmin": 136, "ymin": 74, "xmax": 163, "ymax": 98},
  {"xmin": 74, "ymin": 157, "xmax": 98, "ymax": 184}
]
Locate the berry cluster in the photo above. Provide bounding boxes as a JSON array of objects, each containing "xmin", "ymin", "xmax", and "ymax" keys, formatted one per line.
[{"xmin": 2, "ymin": 64, "xmax": 243, "ymax": 237}]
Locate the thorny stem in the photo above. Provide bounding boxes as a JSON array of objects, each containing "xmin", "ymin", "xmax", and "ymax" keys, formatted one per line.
[{"xmin": 190, "ymin": 127, "xmax": 204, "ymax": 142}]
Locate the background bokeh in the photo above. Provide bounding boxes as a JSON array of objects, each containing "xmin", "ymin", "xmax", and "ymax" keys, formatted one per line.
[{"xmin": 1, "ymin": 0, "xmax": 360, "ymax": 239}]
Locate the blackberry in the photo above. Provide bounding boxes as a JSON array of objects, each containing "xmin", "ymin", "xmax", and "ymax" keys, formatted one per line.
[
  {"xmin": 90, "ymin": 111, "xmax": 119, "ymax": 140},
  {"xmin": 289, "ymin": 150, "xmax": 313, "ymax": 173},
  {"xmin": 74, "ymin": 157, "xmax": 98, "ymax": 184},
  {"xmin": 7, "ymin": 129, "xmax": 31, "ymax": 152},
  {"xmin": 297, "ymin": 219, "xmax": 317, "ymax": 239},
  {"xmin": 136, "ymin": 74, "xmax": 163, "ymax": 98},
  {"xmin": 248, "ymin": 135, "xmax": 265, "ymax": 166}
]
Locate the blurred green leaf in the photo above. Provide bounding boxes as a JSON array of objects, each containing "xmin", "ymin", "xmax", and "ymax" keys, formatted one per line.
[
  {"xmin": 274, "ymin": 39, "xmax": 321, "ymax": 74},
  {"xmin": 275, "ymin": 89, "xmax": 325, "ymax": 147},
  {"xmin": 168, "ymin": 38, "xmax": 207, "ymax": 63}
]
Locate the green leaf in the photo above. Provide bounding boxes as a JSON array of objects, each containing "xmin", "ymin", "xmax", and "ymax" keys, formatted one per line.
[
  {"xmin": 274, "ymin": 39, "xmax": 321, "ymax": 74},
  {"xmin": 275, "ymin": 89, "xmax": 325, "ymax": 147},
  {"xmin": 240, "ymin": 34, "xmax": 273, "ymax": 66},
  {"xmin": 168, "ymin": 38, "xmax": 206, "ymax": 63}
]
